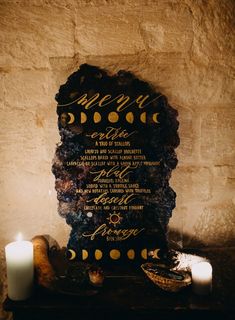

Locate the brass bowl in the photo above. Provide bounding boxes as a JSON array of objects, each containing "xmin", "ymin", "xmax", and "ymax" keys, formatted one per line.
[{"xmin": 141, "ymin": 262, "xmax": 191, "ymax": 292}]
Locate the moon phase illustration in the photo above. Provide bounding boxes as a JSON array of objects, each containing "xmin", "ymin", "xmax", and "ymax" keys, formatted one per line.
[
  {"xmin": 110, "ymin": 249, "xmax": 121, "ymax": 260},
  {"xmin": 82, "ymin": 249, "xmax": 88, "ymax": 260},
  {"xmin": 141, "ymin": 248, "xmax": 147, "ymax": 260},
  {"xmin": 108, "ymin": 111, "xmax": 119, "ymax": 123},
  {"xmin": 127, "ymin": 249, "xmax": 135, "ymax": 260},
  {"xmin": 64, "ymin": 110, "xmax": 159, "ymax": 126},
  {"xmin": 94, "ymin": 112, "xmax": 101, "ymax": 123},
  {"xmin": 126, "ymin": 112, "xmax": 134, "ymax": 124},
  {"xmin": 152, "ymin": 113, "xmax": 160, "ymax": 123},
  {"xmin": 81, "ymin": 112, "xmax": 87, "ymax": 124},
  {"xmin": 68, "ymin": 249, "xmax": 76, "ymax": 260},
  {"xmin": 67, "ymin": 112, "xmax": 75, "ymax": 124},
  {"xmin": 151, "ymin": 248, "xmax": 160, "ymax": 259},
  {"xmin": 140, "ymin": 112, "xmax": 147, "ymax": 123},
  {"xmin": 95, "ymin": 249, "xmax": 103, "ymax": 260}
]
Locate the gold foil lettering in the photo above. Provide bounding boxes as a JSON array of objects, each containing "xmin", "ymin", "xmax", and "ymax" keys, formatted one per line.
[
  {"xmin": 136, "ymin": 95, "xmax": 150, "ymax": 108},
  {"xmin": 87, "ymin": 192, "xmax": 136, "ymax": 205},
  {"xmin": 116, "ymin": 94, "xmax": 131, "ymax": 112},
  {"xmin": 77, "ymin": 93, "xmax": 100, "ymax": 109},
  {"xmin": 86, "ymin": 127, "xmax": 136, "ymax": 141},
  {"xmin": 82, "ymin": 223, "xmax": 145, "ymax": 241},
  {"xmin": 58, "ymin": 92, "xmax": 162, "ymax": 112},
  {"xmin": 98, "ymin": 94, "xmax": 112, "ymax": 106},
  {"xmin": 90, "ymin": 164, "xmax": 137, "ymax": 181}
]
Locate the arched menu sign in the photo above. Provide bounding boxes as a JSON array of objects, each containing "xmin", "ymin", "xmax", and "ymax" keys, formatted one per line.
[{"xmin": 52, "ymin": 64, "xmax": 179, "ymax": 265}]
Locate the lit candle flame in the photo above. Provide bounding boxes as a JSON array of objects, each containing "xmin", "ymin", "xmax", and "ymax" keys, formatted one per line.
[{"xmin": 16, "ymin": 233, "xmax": 23, "ymax": 242}]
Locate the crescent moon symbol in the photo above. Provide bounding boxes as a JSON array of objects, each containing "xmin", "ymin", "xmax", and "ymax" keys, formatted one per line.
[
  {"xmin": 152, "ymin": 249, "xmax": 160, "ymax": 259},
  {"xmin": 152, "ymin": 113, "xmax": 160, "ymax": 123},
  {"xmin": 67, "ymin": 112, "xmax": 75, "ymax": 124},
  {"xmin": 68, "ymin": 249, "xmax": 76, "ymax": 260},
  {"xmin": 108, "ymin": 112, "xmax": 119, "ymax": 123}
]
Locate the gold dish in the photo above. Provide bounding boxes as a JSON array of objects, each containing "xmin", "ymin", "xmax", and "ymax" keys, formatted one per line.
[{"xmin": 141, "ymin": 262, "xmax": 191, "ymax": 292}]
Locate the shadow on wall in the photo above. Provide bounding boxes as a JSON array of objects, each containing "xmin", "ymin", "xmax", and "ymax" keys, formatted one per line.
[
  {"xmin": 168, "ymin": 228, "xmax": 235, "ymax": 249},
  {"xmin": 168, "ymin": 228, "xmax": 204, "ymax": 250}
]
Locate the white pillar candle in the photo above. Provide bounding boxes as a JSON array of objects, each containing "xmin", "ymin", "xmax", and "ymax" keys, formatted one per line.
[
  {"xmin": 5, "ymin": 233, "xmax": 34, "ymax": 301},
  {"xmin": 191, "ymin": 261, "xmax": 212, "ymax": 295}
]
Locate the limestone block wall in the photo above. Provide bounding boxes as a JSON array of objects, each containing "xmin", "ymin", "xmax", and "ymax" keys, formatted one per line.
[{"xmin": 0, "ymin": 0, "xmax": 234, "ymax": 318}]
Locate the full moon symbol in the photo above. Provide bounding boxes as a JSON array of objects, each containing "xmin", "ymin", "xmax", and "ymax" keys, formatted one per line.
[
  {"xmin": 108, "ymin": 112, "xmax": 119, "ymax": 123},
  {"xmin": 110, "ymin": 249, "xmax": 121, "ymax": 260}
]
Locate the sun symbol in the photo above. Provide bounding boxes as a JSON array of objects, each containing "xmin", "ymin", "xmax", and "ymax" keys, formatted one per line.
[{"xmin": 107, "ymin": 212, "xmax": 122, "ymax": 227}]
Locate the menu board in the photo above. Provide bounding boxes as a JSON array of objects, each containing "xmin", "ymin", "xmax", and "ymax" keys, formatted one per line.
[{"xmin": 52, "ymin": 64, "xmax": 179, "ymax": 265}]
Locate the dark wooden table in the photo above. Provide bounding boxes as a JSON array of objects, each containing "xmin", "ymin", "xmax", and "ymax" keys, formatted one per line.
[{"xmin": 3, "ymin": 248, "xmax": 235, "ymax": 320}]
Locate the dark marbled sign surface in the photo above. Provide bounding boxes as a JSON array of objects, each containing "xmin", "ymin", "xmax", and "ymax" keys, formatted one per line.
[{"xmin": 52, "ymin": 64, "xmax": 179, "ymax": 265}]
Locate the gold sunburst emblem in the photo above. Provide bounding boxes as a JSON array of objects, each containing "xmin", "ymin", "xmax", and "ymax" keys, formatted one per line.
[{"xmin": 107, "ymin": 212, "xmax": 122, "ymax": 227}]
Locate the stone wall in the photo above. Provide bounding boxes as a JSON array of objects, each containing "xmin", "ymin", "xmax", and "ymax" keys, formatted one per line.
[{"xmin": 0, "ymin": 0, "xmax": 234, "ymax": 318}]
